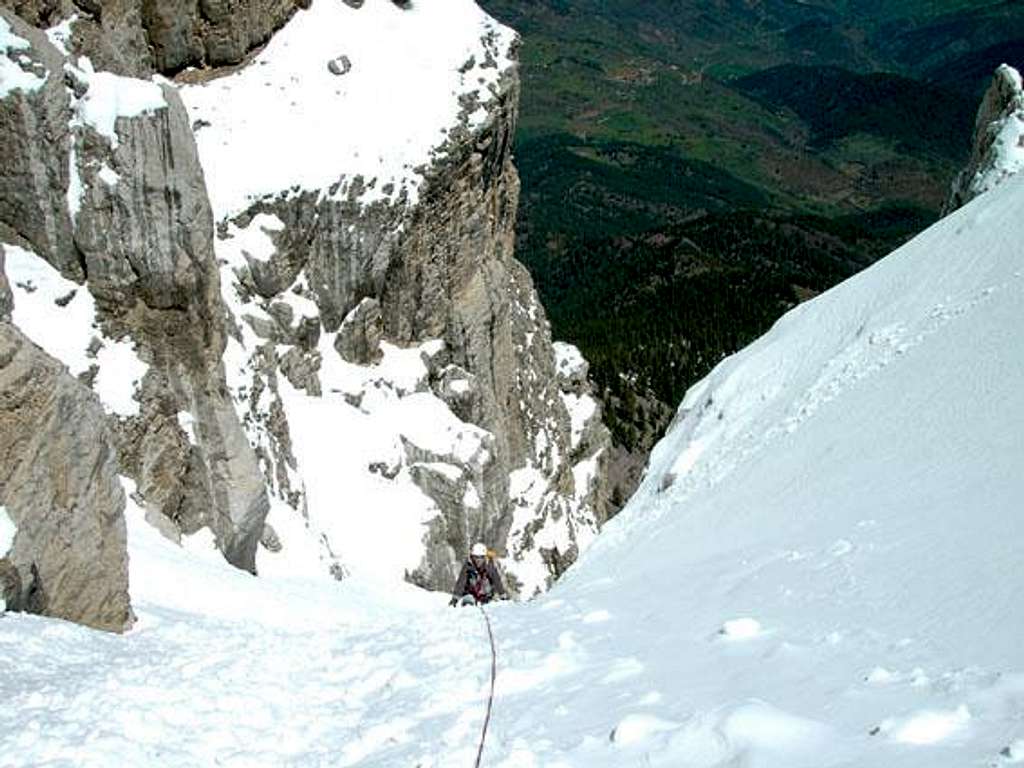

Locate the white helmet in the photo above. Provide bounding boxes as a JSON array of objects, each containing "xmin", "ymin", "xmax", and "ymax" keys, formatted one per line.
[{"xmin": 471, "ymin": 542, "xmax": 488, "ymax": 558}]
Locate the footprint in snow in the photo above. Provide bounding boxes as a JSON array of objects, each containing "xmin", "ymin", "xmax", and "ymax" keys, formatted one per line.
[
  {"xmin": 864, "ymin": 666, "xmax": 898, "ymax": 685},
  {"xmin": 609, "ymin": 713, "xmax": 681, "ymax": 746}
]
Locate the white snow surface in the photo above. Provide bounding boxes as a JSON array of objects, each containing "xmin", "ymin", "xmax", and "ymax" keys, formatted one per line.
[
  {"xmin": 3, "ymin": 243, "xmax": 148, "ymax": 416},
  {"xmin": 0, "ymin": 506, "xmax": 14, "ymax": 557},
  {"xmin": 180, "ymin": 0, "xmax": 517, "ymax": 218},
  {"xmin": 4, "ymin": 116, "xmax": 1024, "ymax": 768}
]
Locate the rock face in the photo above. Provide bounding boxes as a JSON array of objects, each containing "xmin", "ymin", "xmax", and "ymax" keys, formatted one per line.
[
  {"xmin": 2, "ymin": 4, "xmax": 269, "ymax": 607},
  {"xmin": 946, "ymin": 64, "xmax": 1024, "ymax": 212},
  {"xmin": 8, "ymin": 0, "xmax": 305, "ymax": 76},
  {"xmin": 142, "ymin": 0, "xmax": 304, "ymax": 73},
  {"xmin": 0, "ymin": 11, "xmax": 78, "ymax": 280},
  {"xmin": 2, "ymin": 0, "xmax": 612, "ymax": 611},
  {"xmin": 0, "ymin": 322, "xmax": 132, "ymax": 632}
]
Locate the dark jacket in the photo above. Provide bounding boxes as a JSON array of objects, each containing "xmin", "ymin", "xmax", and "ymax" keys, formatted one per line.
[{"xmin": 453, "ymin": 558, "xmax": 506, "ymax": 603}]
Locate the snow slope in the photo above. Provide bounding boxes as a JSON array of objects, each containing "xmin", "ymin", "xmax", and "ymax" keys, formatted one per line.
[
  {"xmin": 181, "ymin": 0, "xmax": 516, "ymax": 216},
  {"xmin": 2, "ymin": 155, "xmax": 1023, "ymax": 766}
]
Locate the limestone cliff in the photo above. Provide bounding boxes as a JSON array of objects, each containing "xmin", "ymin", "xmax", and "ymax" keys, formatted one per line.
[
  {"xmin": 179, "ymin": 0, "xmax": 611, "ymax": 594},
  {"xmin": 8, "ymin": 0, "xmax": 305, "ymax": 76},
  {"xmin": 0, "ymin": 319, "xmax": 133, "ymax": 632},
  {"xmin": 2, "ymin": 4, "xmax": 269, "ymax": 629},
  {"xmin": 1, "ymin": 0, "xmax": 612, "ymax": 616}
]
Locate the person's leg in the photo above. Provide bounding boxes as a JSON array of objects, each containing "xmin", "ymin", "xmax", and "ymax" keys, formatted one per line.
[{"xmin": 459, "ymin": 594, "xmax": 477, "ymax": 607}]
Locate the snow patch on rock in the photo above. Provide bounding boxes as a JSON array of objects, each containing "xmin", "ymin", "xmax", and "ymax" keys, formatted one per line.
[
  {"xmin": 553, "ymin": 341, "xmax": 586, "ymax": 381},
  {"xmin": 71, "ymin": 58, "xmax": 166, "ymax": 148},
  {"xmin": 561, "ymin": 391, "xmax": 596, "ymax": 450},
  {"xmin": 181, "ymin": 0, "xmax": 517, "ymax": 218},
  {"xmin": 4, "ymin": 243, "xmax": 148, "ymax": 416},
  {"xmin": 0, "ymin": 17, "xmax": 47, "ymax": 97}
]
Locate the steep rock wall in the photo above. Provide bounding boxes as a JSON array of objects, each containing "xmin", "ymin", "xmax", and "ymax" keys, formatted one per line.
[
  {"xmin": 1, "ymin": 8, "xmax": 269, "ymax": 585},
  {"xmin": 2, "ymin": 0, "xmax": 611, "ymax": 607},
  {"xmin": 0, "ymin": 319, "xmax": 132, "ymax": 632},
  {"xmin": 8, "ymin": 0, "xmax": 306, "ymax": 76}
]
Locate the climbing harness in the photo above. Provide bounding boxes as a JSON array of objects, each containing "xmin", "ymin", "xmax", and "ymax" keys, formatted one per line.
[
  {"xmin": 468, "ymin": 564, "xmax": 491, "ymax": 604},
  {"xmin": 474, "ymin": 605, "xmax": 498, "ymax": 768}
]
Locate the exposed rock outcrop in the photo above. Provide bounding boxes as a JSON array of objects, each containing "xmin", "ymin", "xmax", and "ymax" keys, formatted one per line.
[
  {"xmin": 143, "ymin": 0, "xmax": 304, "ymax": 73},
  {"xmin": 65, "ymin": 69, "xmax": 269, "ymax": 570},
  {"xmin": 8, "ymin": 0, "xmax": 307, "ymax": 77},
  {"xmin": 335, "ymin": 297, "xmax": 384, "ymax": 365},
  {"xmin": 0, "ymin": 12, "xmax": 78, "ymax": 279},
  {"xmin": 946, "ymin": 64, "xmax": 1024, "ymax": 212},
  {"xmin": 2, "ymin": 8, "xmax": 269, "ymax": 578},
  {"xmin": 2, "ymin": 0, "xmax": 612, "ymax": 611},
  {"xmin": 0, "ymin": 322, "xmax": 132, "ymax": 632}
]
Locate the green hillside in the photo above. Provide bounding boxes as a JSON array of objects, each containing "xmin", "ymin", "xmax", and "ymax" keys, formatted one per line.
[{"xmin": 479, "ymin": 0, "xmax": 1024, "ymax": 508}]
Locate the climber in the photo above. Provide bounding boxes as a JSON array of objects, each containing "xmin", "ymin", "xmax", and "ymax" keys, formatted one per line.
[{"xmin": 449, "ymin": 542, "xmax": 508, "ymax": 607}]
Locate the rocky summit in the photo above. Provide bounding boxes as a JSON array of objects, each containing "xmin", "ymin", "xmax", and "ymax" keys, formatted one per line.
[
  {"xmin": 946, "ymin": 64, "xmax": 1024, "ymax": 212},
  {"xmin": 0, "ymin": 0, "xmax": 611, "ymax": 630}
]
